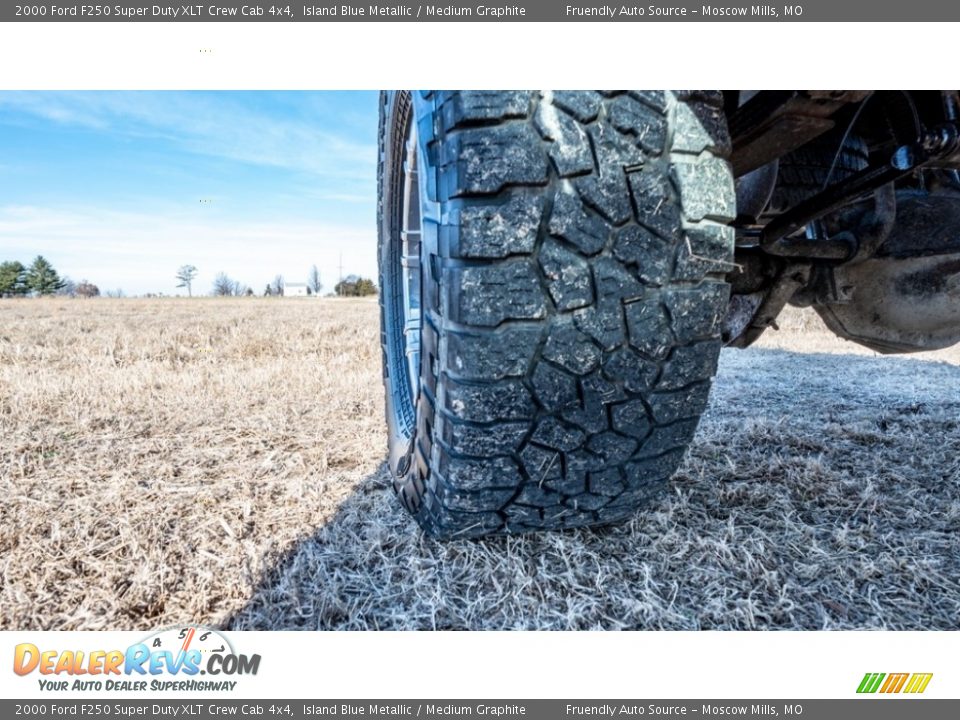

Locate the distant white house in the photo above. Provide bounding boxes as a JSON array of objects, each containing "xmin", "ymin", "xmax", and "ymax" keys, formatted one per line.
[{"xmin": 284, "ymin": 282, "xmax": 311, "ymax": 297}]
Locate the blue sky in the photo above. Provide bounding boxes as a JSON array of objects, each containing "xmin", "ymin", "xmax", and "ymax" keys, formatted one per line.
[{"xmin": 0, "ymin": 91, "xmax": 379, "ymax": 295}]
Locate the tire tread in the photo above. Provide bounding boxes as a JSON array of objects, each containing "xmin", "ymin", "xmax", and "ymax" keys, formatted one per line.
[{"xmin": 384, "ymin": 90, "xmax": 735, "ymax": 538}]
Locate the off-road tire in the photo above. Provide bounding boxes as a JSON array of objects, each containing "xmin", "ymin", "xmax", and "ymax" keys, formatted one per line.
[{"xmin": 379, "ymin": 91, "xmax": 735, "ymax": 539}]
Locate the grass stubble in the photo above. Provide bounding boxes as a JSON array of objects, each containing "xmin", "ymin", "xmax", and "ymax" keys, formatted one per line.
[{"xmin": 1, "ymin": 298, "xmax": 957, "ymax": 630}]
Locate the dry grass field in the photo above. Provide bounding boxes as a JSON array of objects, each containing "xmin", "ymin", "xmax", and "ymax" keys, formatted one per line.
[{"xmin": 1, "ymin": 297, "xmax": 958, "ymax": 630}]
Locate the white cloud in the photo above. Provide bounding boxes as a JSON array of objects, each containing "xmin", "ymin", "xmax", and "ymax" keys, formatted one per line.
[{"xmin": 0, "ymin": 92, "xmax": 377, "ymax": 180}]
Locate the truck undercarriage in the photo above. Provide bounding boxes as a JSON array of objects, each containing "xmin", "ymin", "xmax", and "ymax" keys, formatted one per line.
[{"xmin": 725, "ymin": 90, "xmax": 960, "ymax": 353}]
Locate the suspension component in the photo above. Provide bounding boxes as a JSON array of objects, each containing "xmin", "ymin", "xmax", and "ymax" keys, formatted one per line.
[{"xmin": 760, "ymin": 123, "xmax": 960, "ymax": 257}]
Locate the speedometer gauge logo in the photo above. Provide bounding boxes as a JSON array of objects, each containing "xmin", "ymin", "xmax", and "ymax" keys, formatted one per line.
[
  {"xmin": 134, "ymin": 625, "xmax": 256, "ymax": 677},
  {"xmin": 141, "ymin": 625, "xmax": 236, "ymax": 668}
]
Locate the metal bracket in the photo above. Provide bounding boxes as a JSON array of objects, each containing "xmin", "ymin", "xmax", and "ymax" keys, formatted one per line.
[
  {"xmin": 729, "ymin": 91, "xmax": 870, "ymax": 177},
  {"xmin": 760, "ymin": 123, "xmax": 960, "ymax": 257}
]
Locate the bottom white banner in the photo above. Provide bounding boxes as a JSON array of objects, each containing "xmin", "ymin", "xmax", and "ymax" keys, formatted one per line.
[{"xmin": 1, "ymin": 630, "xmax": 956, "ymax": 699}]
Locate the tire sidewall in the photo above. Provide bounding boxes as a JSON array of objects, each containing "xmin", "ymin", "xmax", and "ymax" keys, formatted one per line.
[
  {"xmin": 378, "ymin": 91, "xmax": 416, "ymax": 489},
  {"xmin": 379, "ymin": 91, "xmax": 439, "ymax": 512}
]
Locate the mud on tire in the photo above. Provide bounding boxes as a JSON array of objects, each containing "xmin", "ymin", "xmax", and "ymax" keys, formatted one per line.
[{"xmin": 378, "ymin": 91, "xmax": 736, "ymax": 539}]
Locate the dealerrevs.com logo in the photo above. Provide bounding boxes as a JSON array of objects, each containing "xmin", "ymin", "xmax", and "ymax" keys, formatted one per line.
[
  {"xmin": 13, "ymin": 626, "xmax": 260, "ymax": 692},
  {"xmin": 857, "ymin": 673, "xmax": 933, "ymax": 694}
]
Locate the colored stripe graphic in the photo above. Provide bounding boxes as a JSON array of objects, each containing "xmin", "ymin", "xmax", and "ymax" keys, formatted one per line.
[
  {"xmin": 857, "ymin": 673, "xmax": 885, "ymax": 693},
  {"xmin": 880, "ymin": 673, "xmax": 909, "ymax": 693},
  {"xmin": 904, "ymin": 673, "xmax": 934, "ymax": 694},
  {"xmin": 857, "ymin": 672, "xmax": 932, "ymax": 694}
]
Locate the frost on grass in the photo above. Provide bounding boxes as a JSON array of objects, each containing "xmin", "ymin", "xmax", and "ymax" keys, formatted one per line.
[{"xmin": 1, "ymin": 302, "xmax": 958, "ymax": 630}]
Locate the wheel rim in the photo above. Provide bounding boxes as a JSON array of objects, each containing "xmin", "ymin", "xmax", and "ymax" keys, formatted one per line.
[{"xmin": 399, "ymin": 115, "xmax": 422, "ymax": 412}]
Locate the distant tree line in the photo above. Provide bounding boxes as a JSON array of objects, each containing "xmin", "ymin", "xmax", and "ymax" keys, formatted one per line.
[
  {"xmin": 0, "ymin": 256, "xmax": 377, "ymax": 299},
  {"xmin": 0, "ymin": 256, "xmax": 102, "ymax": 298},
  {"xmin": 212, "ymin": 272, "xmax": 253, "ymax": 297},
  {"xmin": 335, "ymin": 274, "xmax": 377, "ymax": 297},
  {"xmin": 201, "ymin": 264, "xmax": 377, "ymax": 298},
  {"xmin": 0, "ymin": 254, "xmax": 380, "ymax": 300}
]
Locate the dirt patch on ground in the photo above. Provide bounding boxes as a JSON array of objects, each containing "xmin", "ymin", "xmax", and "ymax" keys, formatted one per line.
[{"xmin": 1, "ymin": 300, "xmax": 957, "ymax": 630}]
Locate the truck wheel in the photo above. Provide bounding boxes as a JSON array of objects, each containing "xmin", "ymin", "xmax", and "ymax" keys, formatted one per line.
[{"xmin": 378, "ymin": 91, "xmax": 735, "ymax": 539}]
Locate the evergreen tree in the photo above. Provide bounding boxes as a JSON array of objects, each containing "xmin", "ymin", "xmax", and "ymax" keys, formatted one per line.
[
  {"xmin": 25, "ymin": 256, "xmax": 65, "ymax": 296},
  {"xmin": 0, "ymin": 261, "xmax": 27, "ymax": 296}
]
